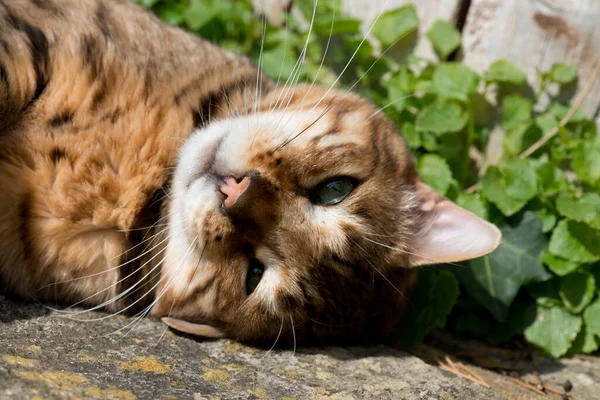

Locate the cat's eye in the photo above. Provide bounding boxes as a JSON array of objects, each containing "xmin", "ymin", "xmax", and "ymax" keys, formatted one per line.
[
  {"xmin": 246, "ymin": 258, "xmax": 264, "ymax": 295},
  {"xmin": 311, "ymin": 177, "xmax": 356, "ymax": 205}
]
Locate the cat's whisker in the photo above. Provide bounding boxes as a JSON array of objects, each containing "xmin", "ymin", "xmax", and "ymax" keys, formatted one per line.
[
  {"xmin": 366, "ymin": 94, "xmax": 418, "ymax": 120},
  {"xmin": 267, "ymin": 0, "xmax": 319, "ymax": 116},
  {"xmin": 260, "ymin": 318, "xmax": 284, "ymax": 360},
  {"xmin": 276, "ymin": 5, "xmax": 336, "ymax": 131},
  {"xmin": 121, "ymin": 235, "xmax": 202, "ymax": 339},
  {"xmin": 362, "ymin": 235, "xmax": 468, "ymax": 268},
  {"xmin": 281, "ymin": 7, "xmax": 424, "ymax": 148},
  {"xmin": 290, "ymin": 315, "xmax": 297, "ymax": 358},
  {"xmin": 350, "ymin": 238, "xmax": 411, "ymax": 304},
  {"xmin": 254, "ymin": 13, "xmax": 268, "ymax": 119},
  {"xmin": 117, "ymin": 223, "xmax": 168, "ymax": 233},
  {"xmin": 50, "ymin": 233, "xmax": 173, "ymax": 315},
  {"xmin": 35, "ymin": 226, "xmax": 171, "ymax": 295},
  {"xmin": 109, "ymin": 234, "xmax": 200, "ymax": 338}
]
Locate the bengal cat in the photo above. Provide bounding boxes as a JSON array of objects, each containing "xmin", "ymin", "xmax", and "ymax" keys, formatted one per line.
[{"xmin": 0, "ymin": 0, "xmax": 501, "ymax": 345}]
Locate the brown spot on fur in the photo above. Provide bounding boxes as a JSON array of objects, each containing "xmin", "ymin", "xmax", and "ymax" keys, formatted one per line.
[
  {"xmin": 81, "ymin": 35, "xmax": 102, "ymax": 79},
  {"xmin": 49, "ymin": 147, "xmax": 67, "ymax": 164},
  {"xmin": 31, "ymin": 0, "xmax": 63, "ymax": 15},
  {"xmin": 6, "ymin": 10, "xmax": 49, "ymax": 103},
  {"xmin": 95, "ymin": 2, "xmax": 113, "ymax": 40},
  {"xmin": 48, "ymin": 112, "xmax": 73, "ymax": 128}
]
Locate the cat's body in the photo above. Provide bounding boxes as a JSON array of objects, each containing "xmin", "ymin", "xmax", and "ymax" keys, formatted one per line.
[{"xmin": 0, "ymin": 0, "xmax": 501, "ymax": 345}]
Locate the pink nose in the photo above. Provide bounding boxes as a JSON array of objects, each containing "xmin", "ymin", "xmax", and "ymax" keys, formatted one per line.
[{"xmin": 219, "ymin": 176, "xmax": 250, "ymax": 208}]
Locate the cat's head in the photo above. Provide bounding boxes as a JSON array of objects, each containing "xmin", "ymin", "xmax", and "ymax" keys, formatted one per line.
[{"xmin": 151, "ymin": 84, "xmax": 501, "ymax": 345}]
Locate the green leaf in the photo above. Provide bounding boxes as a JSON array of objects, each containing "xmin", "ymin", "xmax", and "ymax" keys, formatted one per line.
[
  {"xmin": 430, "ymin": 63, "xmax": 479, "ymax": 103},
  {"xmin": 536, "ymin": 209, "xmax": 557, "ymax": 233},
  {"xmin": 484, "ymin": 60, "xmax": 526, "ymax": 85},
  {"xmin": 547, "ymin": 102, "xmax": 586, "ymax": 123},
  {"xmin": 503, "ymin": 122, "xmax": 542, "ymax": 155},
  {"xmin": 500, "ymin": 158, "xmax": 538, "ymax": 201},
  {"xmin": 396, "ymin": 270, "xmax": 460, "ymax": 347},
  {"xmin": 524, "ymin": 305, "xmax": 582, "ymax": 358},
  {"xmin": 184, "ymin": 0, "xmax": 223, "ymax": 30},
  {"xmin": 400, "ymin": 122, "xmax": 421, "ymax": 149},
  {"xmin": 569, "ymin": 325, "xmax": 599, "ymax": 354},
  {"xmin": 456, "ymin": 212, "xmax": 551, "ymax": 321},
  {"xmin": 481, "ymin": 167, "xmax": 527, "ymax": 216},
  {"xmin": 415, "ymin": 102, "xmax": 468, "ymax": 135},
  {"xmin": 426, "ymin": 20, "xmax": 461, "ymax": 61},
  {"xmin": 417, "ymin": 154, "xmax": 454, "ymax": 196},
  {"xmin": 502, "ymin": 94, "xmax": 532, "ymax": 130},
  {"xmin": 556, "ymin": 193, "xmax": 600, "ymax": 230},
  {"xmin": 536, "ymin": 162, "xmax": 567, "ymax": 196},
  {"xmin": 371, "ymin": 5, "xmax": 419, "ymax": 47},
  {"xmin": 549, "ymin": 220, "xmax": 600, "ymax": 263},
  {"xmin": 559, "ymin": 272, "xmax": 595, "ymax": 314},
  {"xmin": 584, "ymin": 298, "xmax": 600, "ymax": 336},
  {"xmin": 540, "ymin": 250, "xmax": 580, "ymax": 276},
  {"xmin": 549, "ymin": 64, "xmax": 578, "ymax": 84},
  {"xmin": 456, "ymin": 193, "xmax": 488, "ymax": 220},
  {"xmin": 572, "ymin": 137, "xmax": 600, "ymax": 185}
]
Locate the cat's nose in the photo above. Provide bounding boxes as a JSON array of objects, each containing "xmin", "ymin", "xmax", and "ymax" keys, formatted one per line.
[
  {"xmin": 218, "ymin": 172, "xmax": 277, "ymax": 231},
  {"xmin": 219, "ymin": 176, "xmax": 251, "ymax": 208}
]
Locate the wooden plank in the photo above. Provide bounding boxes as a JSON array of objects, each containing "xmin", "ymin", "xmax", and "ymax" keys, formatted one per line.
[
  {"xmin": 341, "ymin": 0, "xmax": 466, "ymax": 60},
  {"xmin": 461, "ymin": 0, "xmax": 600, "ymax": 122}
]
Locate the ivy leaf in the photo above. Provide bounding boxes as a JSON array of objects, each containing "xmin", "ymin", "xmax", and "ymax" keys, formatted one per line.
[
  {"xmin": 536, "ymin": 162, "xmax": 567, "ymax": 196},
  {"xmin": 540, "ymin": 250, "xmax": 580, "ymax": 277},
  {"xmin": 396, "ymin": 270, "xmax": 460, "ymax": 347},
  {"xmin": 549, "ymin": 220, "xmax": 600, "ymax": 263},
  {"xmin": 415, "ymin": 102, "xmax": 468, "ymax": 135},
  {"xmin": 556, "ymin": 193, "xmax": 600, "ymax": 230},
  {"xmin": 417, "ymin": 154, "xmax": 454, "ymax": 196},
  {"xmin": 456, "ymin": 212, "xmax": 551, "ymax": 321},
  {"xmin": 502, "ymin": 94, "xmax": 532, "ymax": 130},
  {"xmin": 584, "ymin": 298, "xmax": 600, "ymax": 337},
  {"xmin": 184, "ymin": 0, "xmax": 223, "ymax": 30},
  {"xmin": 481, "ymin": 167, "xmax": 527, "ymax": 216},
  {"xmin": 572, "ymin": 137, "xmax": 600, "ymax": 186},
  {"xmin": 371, "ymin": 5, "xmax": 418, "ymax": 47},
  {"xmin": 549, "ymin": 64, "xmax": 578, "ymax": 84},
  {"xmin": 547, "ymin": 102, "xmax": 586, "ymax": 123},
  {"xmin": 484, "ymin": 59, "xmax": 526, "ymax": 85},
  {"xmin": 456, "ymin": 193, "xmax": 488, "ymax": 220},
  {"xmin": 500, "ymin": 158, "xmax": 538, "ymax": 201},
  {"xmin": 524, "ymin": 305, "xmax": 582, "ymax": 358},
  {"xmin": 503, "ymin": 122, "xmax": 542, "ymax": 155},
  {"xmin": 426, "ymin": 20, "xmax": 461, "ymax": 61},
  {"xmin": 569, "ymin": 325, "xmax": 599, "ymax": 354},
  {"xmin": 401, "ymin": 122, "xmax": 421, "ymax": 149},
  {"xmin": 559, "ymin": 272, "xmax": 595, "ymax": 314},
  {"xmin": 430, "ymin": 63, "xmax": 479, "ymax": 103}
]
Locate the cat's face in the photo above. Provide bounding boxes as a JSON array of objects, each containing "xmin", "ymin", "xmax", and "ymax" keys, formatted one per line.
[{"xmin": 151, "ymin": 85, "xmax": 501, "ymax": 344}]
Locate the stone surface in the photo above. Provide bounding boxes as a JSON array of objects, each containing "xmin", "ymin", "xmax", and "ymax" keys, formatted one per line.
[{"xmin": 1, "ymin": 297, "xmax": 598, "ymax": 400}]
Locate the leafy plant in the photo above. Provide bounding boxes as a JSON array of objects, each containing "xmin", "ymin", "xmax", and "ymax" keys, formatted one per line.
[{"xmin": 134, "ymin": 0, "xmax": 600, "ymax": 358}]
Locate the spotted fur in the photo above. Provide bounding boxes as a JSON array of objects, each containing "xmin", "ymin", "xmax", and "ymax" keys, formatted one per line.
[{"xmin": 0, "ymin": 0, "xmax": 500, "ymax": 345}]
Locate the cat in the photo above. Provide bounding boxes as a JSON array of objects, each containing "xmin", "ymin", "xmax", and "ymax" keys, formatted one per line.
[{"xmin": 0, "ymin": 0, "xmax": 501, "ymax": 345}]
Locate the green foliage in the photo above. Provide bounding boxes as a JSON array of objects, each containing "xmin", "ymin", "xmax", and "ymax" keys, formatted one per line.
[{"xmin": 137, "ymin": 0, "xmax": 600, "ymax": 358}]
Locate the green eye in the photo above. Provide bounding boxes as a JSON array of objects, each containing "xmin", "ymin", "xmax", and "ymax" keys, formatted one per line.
[
  {"xmin": 246, "ymin": 259, "xmax": 264, "ymax": 295},
  {"xmin": 312, "ymin": 177, "xmax": 356, "ymax": 205}
]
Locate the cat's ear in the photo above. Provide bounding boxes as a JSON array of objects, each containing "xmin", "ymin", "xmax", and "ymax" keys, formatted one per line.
[
  {"xmin": 409, "ymin": 181, "xmax": 501, "ymax": 266},
  {"xmin": 161, "ymin": 317, "xmax": 224, "ymax": 338}
]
